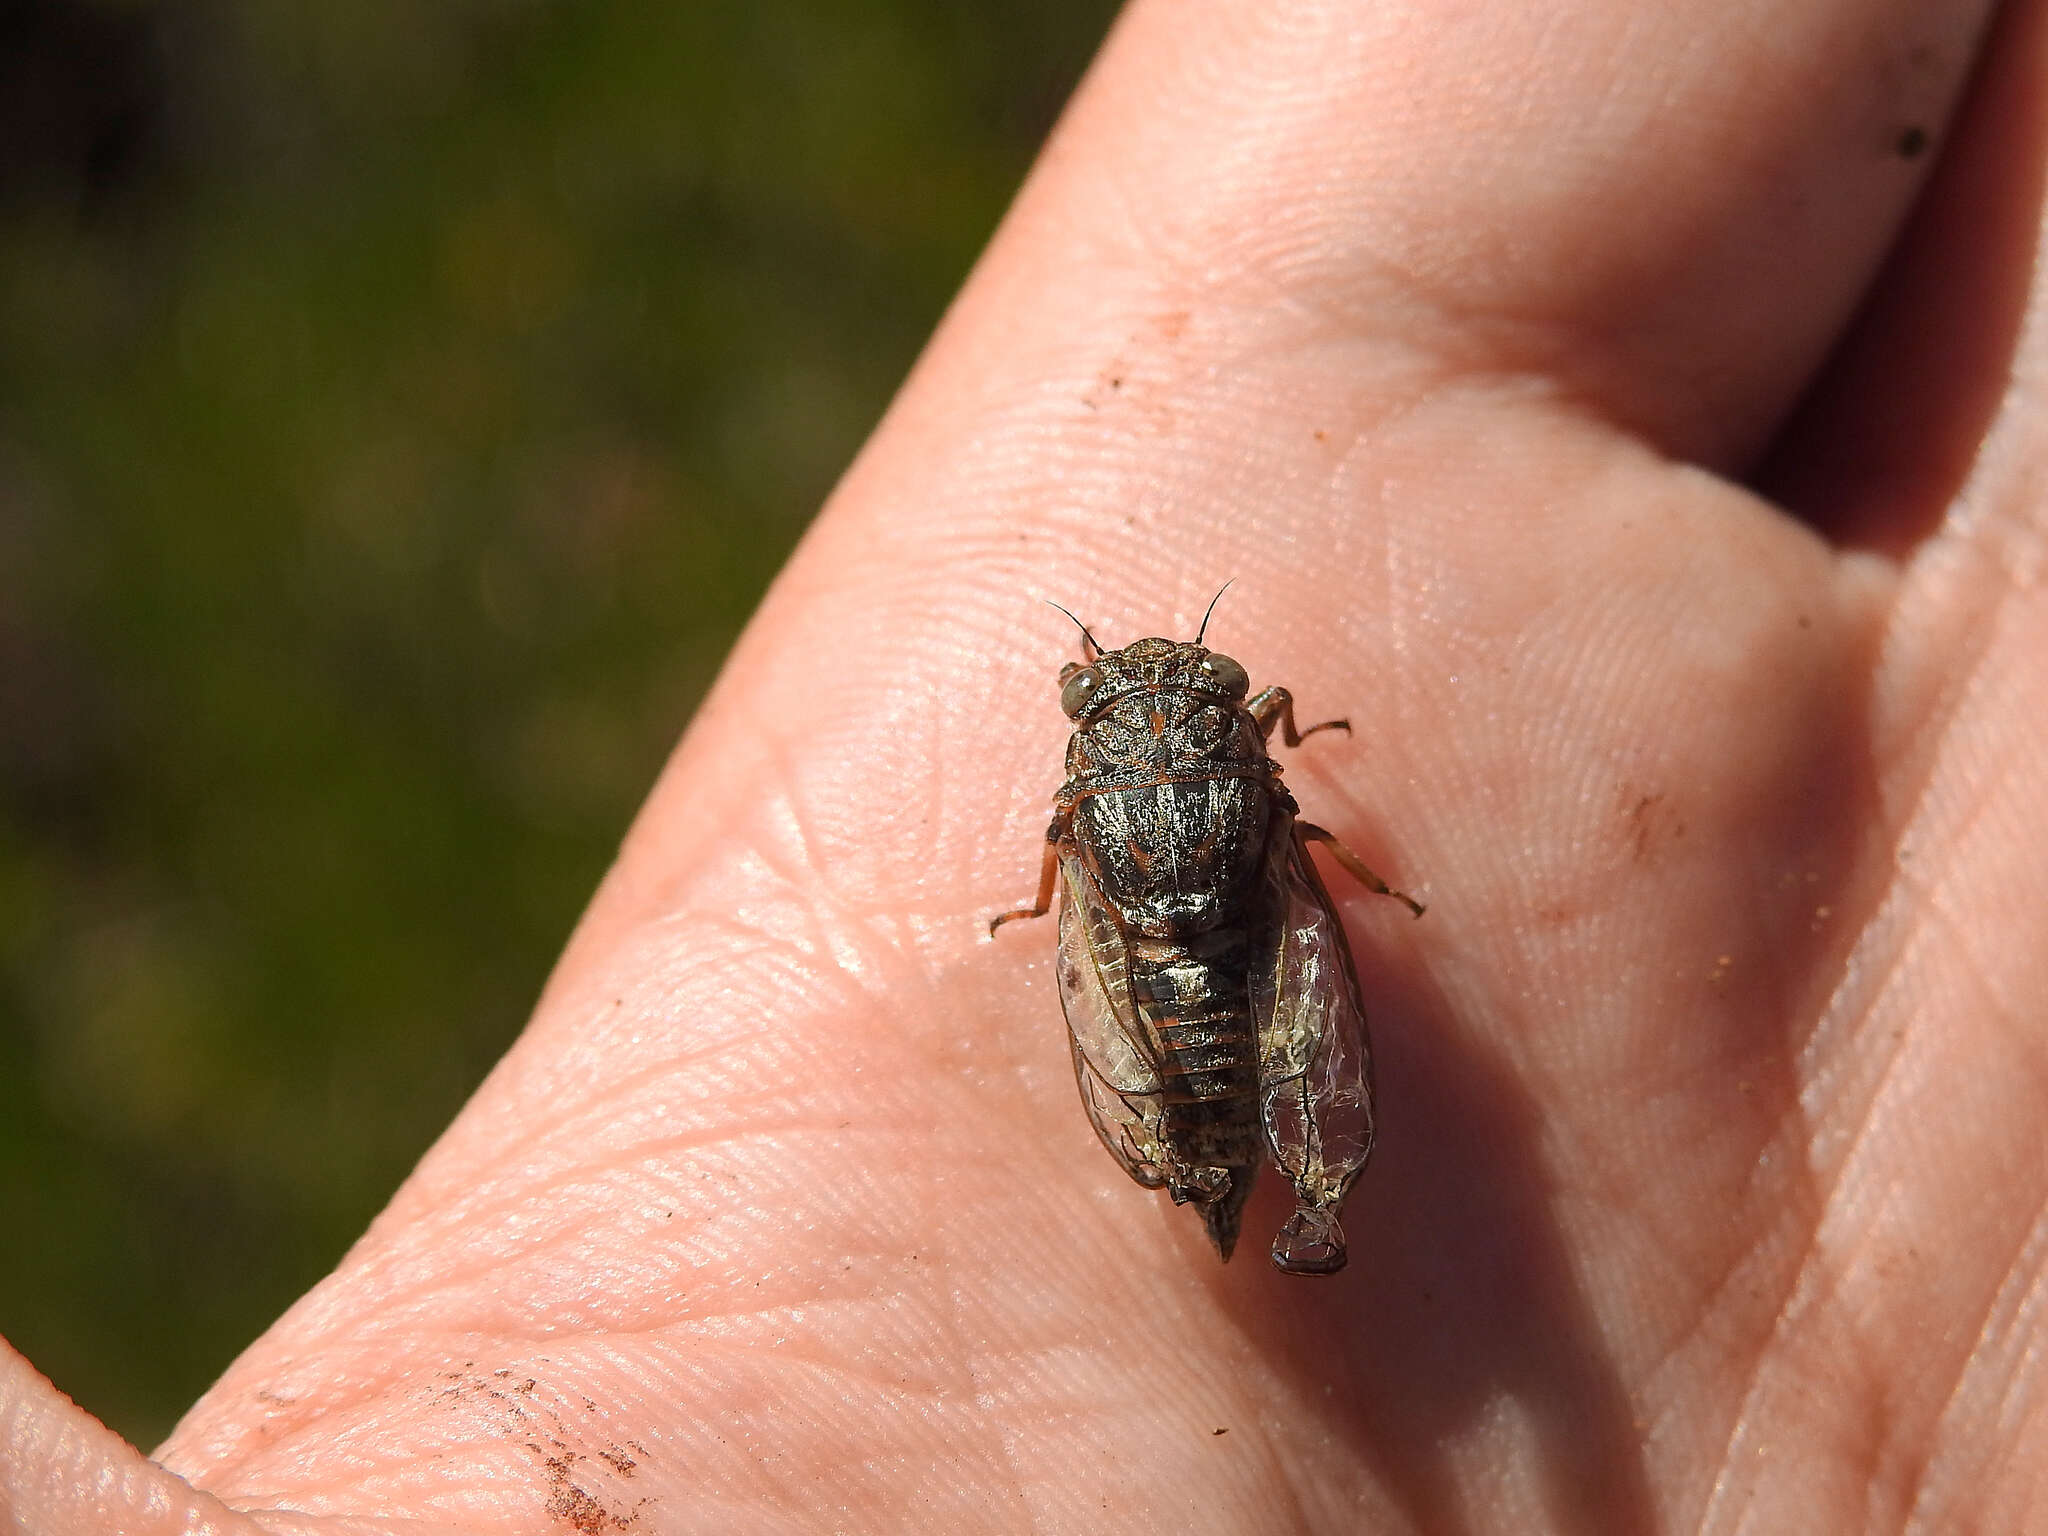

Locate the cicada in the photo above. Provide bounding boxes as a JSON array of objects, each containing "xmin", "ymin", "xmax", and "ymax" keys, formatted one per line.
[{"xmin": 992, "ymin": 609, "xmax": 1423, "ymax": 1275}]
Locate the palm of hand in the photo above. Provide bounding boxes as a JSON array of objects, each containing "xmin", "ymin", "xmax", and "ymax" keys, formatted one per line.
[{"xmin": 9, "ymin": 1, "xmax": 2048, "ymax": 1532}]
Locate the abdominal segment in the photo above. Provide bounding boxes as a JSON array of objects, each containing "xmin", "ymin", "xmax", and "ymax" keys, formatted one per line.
[{"xmin": 1126, "ymin": 930, "xmax": 1263, "ymax": 1177}]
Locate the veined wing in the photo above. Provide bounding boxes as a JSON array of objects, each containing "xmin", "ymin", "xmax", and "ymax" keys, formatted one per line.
[
  {"xmin": 1249, "ymin": 818, "xmax": 1375, "ymax": 1228},
  {"xmin": 1055, "ymin": 848, "xmax": 1169, "ymax": 1190}
]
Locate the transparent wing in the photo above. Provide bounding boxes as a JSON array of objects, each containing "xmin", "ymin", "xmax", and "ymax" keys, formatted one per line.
[
  {"xmin": 1055, "ymin": 848, "xmax": 1169, "ymax": 1189},
  {"xmin": 1249, "ymin": 820, "xmax": 1375, "ymax": 1272}
]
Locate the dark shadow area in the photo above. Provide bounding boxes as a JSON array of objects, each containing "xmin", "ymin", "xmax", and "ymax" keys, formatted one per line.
[
  {"xmin": 1755, "ymin": 0, "xmax": 2048, "ymax": 554},
  {"xmin": 1212, "ymin": 964, "xmax": 1661, "ymax": 1536}
]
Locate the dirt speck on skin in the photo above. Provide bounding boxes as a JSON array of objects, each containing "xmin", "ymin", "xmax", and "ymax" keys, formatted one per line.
[
  {"xmin": 429, "ymin": 1363, "xmax": 652, "ymax": 1529},
  {"xmin": 1624, "ymin": 788, "xmax": 1684, "ymax": 861},
  {"xmin": 1627, "ymin": 790, "xmax": 1660, "ymax": 858},
  {"xmin": 545, "ymin": 1454, "xmax": 627, "ymax": 1533}
]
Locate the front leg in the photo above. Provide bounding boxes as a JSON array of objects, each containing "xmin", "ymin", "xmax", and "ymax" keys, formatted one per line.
[
  {"xmin": 1247, "ymin": 685, "xmax": 1350, "ymax": 747},
  {"xmin": 1298, "ymin": 821, "xmax": 1426, "ymax": 918},
  {"xmin": 989, "ymin": 818, "xmax": 1066, "ymax": 936}
]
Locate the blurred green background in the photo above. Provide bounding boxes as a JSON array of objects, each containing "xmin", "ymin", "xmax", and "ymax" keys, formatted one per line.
[{"xmin": 0, "ymin": 0, "xmax": 1117, "ymax": 1448}]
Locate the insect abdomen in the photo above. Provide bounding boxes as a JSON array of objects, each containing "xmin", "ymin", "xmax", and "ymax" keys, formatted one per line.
[{"xmin": 1127, "ymin": 933, "xmax": 1262, "ymax": 1167}]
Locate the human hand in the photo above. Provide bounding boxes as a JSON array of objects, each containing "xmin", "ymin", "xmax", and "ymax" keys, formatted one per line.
[{"xmin": 6, "ymin": 0, "xmax": 2041, "ymax": 1530}]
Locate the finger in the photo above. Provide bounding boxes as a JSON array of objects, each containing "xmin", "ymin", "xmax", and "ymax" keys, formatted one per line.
[
  {"xmin": 926, "ymin": 0, "xmax": 1995, "ymax": 467},
  {"xmin": 1759, "ymin": 0, "xmax": 2048, "ymax": 550},
  {"xmin": 0, "ymin": 1339, "xmax": 271, "ymax": 1536}
]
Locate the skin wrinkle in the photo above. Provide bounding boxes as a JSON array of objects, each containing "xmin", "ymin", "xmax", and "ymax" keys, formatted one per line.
[
  {"xmin": 218, "ymin": 1074, "xmax": 946, "ymax": 1401},
  {"xmin": 1874, "ymin": 564, "xmax": 2034, "ymax": 814},
  {"xmin": 1799, "ymin": 945, "xmax": 1930, "ymax": 1215},
  {"xmin": 1190, "ymin": 1329, "xmax": 1329, "ymax": 1536},
  {"xmin": 1975, "ymin": 1235, "xmax": 2048, "ymax": 1460},
  {"xmin": 974, "ymin": 262, "xmax": 1581, "ymax": 557},
  {"xmin": 614, "ymin": 1334, "xmax": 962, "ymax": 1422},
  {"xmin": 352, "ymin": 1286, "xmax": 940, "ymax": 1380},
  {"xmin": 721, "ymin": 789, "xmax": 873, "ymax": 943},
  {"xmin": 1782, "ymin": 553, "xmax": 2009, "ymax": 1133},
  {"xmin": 254, "ymin": 1519, "xmax": 448, "ymax": 1536},
  {"xmin": 1899, "ymin": 1201, "xmax": 2048, "ymax": 1528},
  {"xmin": 726, "ymin": 701, "xmax": 1044, "ymax": 961},
  {"xmin": 1851, "ymin": 1220, "xmax": 1998, "ymax": 1527},
  {"xmin": 1795, "ymin": 882, "xmax": 1922, "ymax": 1172},
  {"xmin": 341, "ymin": 1145, "xmax": 767, "ymax": 1313},
  {"xmin": 580, "ymin": 929, "xmax": 1013, "ymax": 1526},
  {"xmin": 1895, "ymin": 632, "xmax": 2034, "ymax": 868},
  {"xmin": 956, "ymin": 1343, "xmax": 1036, "ymax": 1536},
  {"xmin": 1566, "ymin": 1060, "xmax": 1807, "ymax": 1373},
  {"xmin": 1856, "ymin": 1204, "xmax": 2030, "ymax": 1530},
  {"xmin": 1299, "ymin": 277, "xmax": 1721, "ymax": 466},
  {"xmin": 1697, "ymin": 959, "xmax": 1925, "ymax": 1534},
  {"xmin": 1766, "ymin": 936, "xmax": 2037, "ymax": 1521},
  {"xmin": 967, "ymin": 1331, "xmax": 1304, "ymax": 1536},
  {"xmin": 220, "ymin": 1326, "xmax": 993, "ymax": 1524},
  {"xmin": 1631, "ymin": 1207, "xmax": 1802, "ymax": 1472},
  {"xmin": 422, "ymin": 960, "xmax": 811, "ymax": 1179},
  {"xmin": 430, "ymin": 1004, "xmax": 852, "ymax": 1207},
  {"xmin": 974, "ymin": 1219, "xmax": 1284, "ymax": 1428},
  {"xmin": 1926, "ymin": 803, "xmax": 2048, "ymax": 1025},
  {"xmin": 1878, "ymin": 554, "xmax": 2011, "ymax": 772}
]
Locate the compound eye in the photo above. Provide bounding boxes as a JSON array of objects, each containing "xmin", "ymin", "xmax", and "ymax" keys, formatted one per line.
[
  {"xmin": 1060, "ymin": 665, "xmax": 1104, "ymax": 718},
  {"xmin": 1200, "ymin": 652, "xmax": 1250, "ymax": 699}
]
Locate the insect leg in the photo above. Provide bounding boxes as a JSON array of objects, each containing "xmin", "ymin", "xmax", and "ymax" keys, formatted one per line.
[
  {"xmin": 989, "ymin": 820, "xmax": 1065, "ymax": 936},
  {"xmin": 1297, "ymin": 821, "xmax": 1426, "ymax": 918},
  {"xmin": 1247, "ymin": 685, "xmax": 1350, "ymax": 747}
]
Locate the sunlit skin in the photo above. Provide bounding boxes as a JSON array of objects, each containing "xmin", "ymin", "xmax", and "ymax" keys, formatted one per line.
[{"xmin": 7, "ymin": 0, "xmax": 2048, "ymax": 1530}]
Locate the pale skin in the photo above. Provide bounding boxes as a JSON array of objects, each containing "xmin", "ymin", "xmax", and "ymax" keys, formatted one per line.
[{"xmin": 5, "ymin": 0, "xmax": 2046, "ymax": 1529}]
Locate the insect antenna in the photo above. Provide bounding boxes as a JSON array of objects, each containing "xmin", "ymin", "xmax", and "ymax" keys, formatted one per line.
[
  {"xmin": 1045, "ymin": 600, "xmax": 1104, "ymax": 660},
  {"xmin": 1194, "ymin": 580, "xmax": 1235, "ymax": 645}
]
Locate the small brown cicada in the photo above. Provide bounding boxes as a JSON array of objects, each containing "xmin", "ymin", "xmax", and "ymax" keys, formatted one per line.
[{"xmin": 992, "ymin": 605, "xmax": 1423, "ymax": 1275}]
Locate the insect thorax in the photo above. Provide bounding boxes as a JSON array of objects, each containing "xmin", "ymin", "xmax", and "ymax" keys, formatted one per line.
[{"xmin": 1063, "ymin": 676, "xmax": 1279, "ymax": 939}]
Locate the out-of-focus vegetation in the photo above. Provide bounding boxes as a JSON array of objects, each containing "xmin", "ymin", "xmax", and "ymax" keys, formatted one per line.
[{"xmin": 0, "ymin": 0, "xmax": 1117, "ymax": 1447}]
